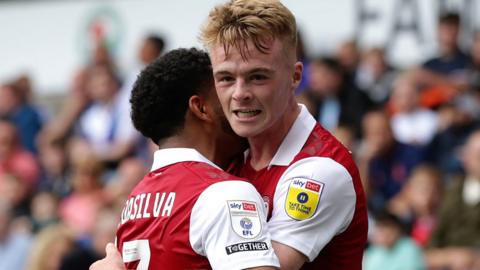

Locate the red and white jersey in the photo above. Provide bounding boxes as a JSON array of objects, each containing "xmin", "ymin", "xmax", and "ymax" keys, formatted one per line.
[
  {"xmin": 237, "ymin": 105, "xmax": 368, "ymax": 270},
  {"xmin": 116, "ymin": 148, "xmax": 279, "ymax": 270}
]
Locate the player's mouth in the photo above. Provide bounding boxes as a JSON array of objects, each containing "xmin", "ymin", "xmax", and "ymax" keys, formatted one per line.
[{"xmin": 232, "ymin": 109, "xmax": 262, "ymax": 119}]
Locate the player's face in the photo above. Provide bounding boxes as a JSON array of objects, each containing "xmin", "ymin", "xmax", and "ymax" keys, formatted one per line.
[
  {"xmin": 210, "ymin": 38, "xmax": 302, "ymax": 138},
  {"xmin": 204, "ymin": 89, "xmax": 249, "ymax": 159},
  {"xmin": 207, "ymin": 89, "xmax": 238, "ymax": 137}
]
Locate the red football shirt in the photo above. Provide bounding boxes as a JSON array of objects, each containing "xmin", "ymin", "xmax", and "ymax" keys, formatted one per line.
[
  {"xmin": 237, "ymin": 105, "xmax": 368, "ymax": 270},
  {"xmin": 116, "ymin": 148, "xmax": 279, "ymax": 270}
]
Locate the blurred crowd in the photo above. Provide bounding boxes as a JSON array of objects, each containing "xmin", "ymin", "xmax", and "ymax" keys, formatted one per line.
[{"xmin": 0, "ymin": 11, "xmax": 479, "ymax": 270}]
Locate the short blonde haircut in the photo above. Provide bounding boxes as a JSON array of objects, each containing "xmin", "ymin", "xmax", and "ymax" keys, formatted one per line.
[{"xmin": 200, "ymin": 0, "xmax": 297, "ymax": 59}]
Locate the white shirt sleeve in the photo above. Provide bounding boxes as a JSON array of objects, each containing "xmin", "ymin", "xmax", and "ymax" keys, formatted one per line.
[
  {"xmin": 269, "ymin": 157, "xmax": 356, "ymax": 262},
  {"xmin": 190, "ymin": 181, "xmax": 280, "ymax": 270}
]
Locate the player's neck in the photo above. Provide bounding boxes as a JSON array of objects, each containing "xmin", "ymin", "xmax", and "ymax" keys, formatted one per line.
[
  {"xmin": 248, "ymin": 104, "xmax": 300, "ymax": 171},
  {"xmin": 157, "ymin": 128, "xmax": 209, "ymax": 155},
  {"xmin": 195, "ymin": 128, "xmax": 246, "ymax": 170},
  {"xmin": 159, "ymin": 129, "xmax": 233, "ymax": 170},
  {"xmin": 158, "ymin": 135, "xmax": 196, "ymax": 151}
]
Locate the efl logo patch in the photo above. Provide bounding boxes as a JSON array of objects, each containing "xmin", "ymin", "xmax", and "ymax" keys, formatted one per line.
[
  {"xmin": 285, "ymin": 178, "xmax": 324, "ymax": 220},
  {"xmin": 227, "ymin": 201, "xmax": 262, "ymax": 239}
]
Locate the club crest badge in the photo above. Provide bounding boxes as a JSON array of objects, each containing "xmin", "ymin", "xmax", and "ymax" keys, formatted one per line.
[
  {"xmin": 227, "ymin": 201, "xmax": 262, "ymax": 239},
  {"xmin": 285, "ymin": 178, "xmax": 324, "ymax": 220},
  {"xmin": 262, "ymin": 196, "xmax": 270, "ymax": 214}
]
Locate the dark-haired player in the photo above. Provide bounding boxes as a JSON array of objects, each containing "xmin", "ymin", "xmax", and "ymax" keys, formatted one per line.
[{"xmin": 93, "ymin": 48, "xmax": 279, "ymax": 270}]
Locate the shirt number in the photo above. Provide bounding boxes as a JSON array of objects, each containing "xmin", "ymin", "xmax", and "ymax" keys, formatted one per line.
[{"xmin": 122, "ymin": 239, "xmax": 151, "ymax": 270}]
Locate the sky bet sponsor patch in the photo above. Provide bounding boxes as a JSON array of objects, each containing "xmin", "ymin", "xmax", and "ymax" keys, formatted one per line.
[
  {"xmin": 225, "ymin": 241, "xmax": 268, "ymax": 255},
  {"xmin": 285, "ymin": 178, "xmax": 324, "ymax": 220},
  {"xmin": 227, "ymin": 201, "xmax": 262, "ymax": 239}
]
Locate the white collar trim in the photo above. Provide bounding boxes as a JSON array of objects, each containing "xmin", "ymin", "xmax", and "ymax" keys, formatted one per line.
[
  {"xmin": 151, "ymin": 148, "xmax": 221, "ymax": 171},
  {"xmin": 268, "ymin": 104, "xmax": 316, "ymax": 168}
]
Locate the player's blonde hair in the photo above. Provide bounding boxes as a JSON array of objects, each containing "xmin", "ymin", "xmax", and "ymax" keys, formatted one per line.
[{"xmin": 200, "ymin": 0, "xmax": 297, "ymax": 59}]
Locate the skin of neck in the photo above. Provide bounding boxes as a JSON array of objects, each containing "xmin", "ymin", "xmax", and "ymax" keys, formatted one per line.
[
  {"xmin": 439, "ymin": 44, "xmax": 458, "ymax": 59},
  {"xmin": 248, "ymin": 100, "xmax": 300, "ymax": 170},
  {"xmin": 158, "ymin": 110, "xmax": 244, "ymax": 170}
]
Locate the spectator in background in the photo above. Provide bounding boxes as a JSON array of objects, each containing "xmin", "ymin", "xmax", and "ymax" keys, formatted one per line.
[
  {"xmin": 59, "ymin": 153, "xmax": 104, "ymax": 237},
  {"xmin": 91, "ymin": 42, "xmax": 118, "ymax": 74},
  {"xmin": 297, "ymin": 57, "xmax": 371, "ymax": 136},
  {"xmin": 0, "ymin": 120, "xmax": 40, "ymax": 216},
  {"xmin": 38, "ymin": 41, "xmax": 119, "ymax": 155},
  {"xmin": 426, "ymin": 95, "xmax": 480, "ymax": 178},
  {"xmin": 0, "ymin": 83, "xmax": 43, "ymax": 154},
  {"xmin": 389, "ymin": 74, "xmax": 439, "ymax": 146},
  {"xmin": 138, "ymin": 34, "xmax": 165, "ymax": 65},
  {"xmin": 0, "ymin": 173, "xmax": 32, "ymax": 218},
  {"xmin": 37, "ymin": 142, "xmax": 71, "ymax": 198},
  {"xmin": 37, "ymin": 68, "xmax": 92, "ymax": 199},
  {"xmin": 364, "ymin": 211, "xmax": 426, "ymax": 270},
  {"xmin": 388, "ymin": 164, "xmax": 443, "ymax": 248},
  {"xmin": 295, "ymin": 30, "xmax": 311, "ymax": 94},
  {"xmin": 13, "ymin": 74, "xmax": 34, "ymax": 104},
  {"xmin": 356, "ymin": 47, "xmax": 398, "ymax": 106},
  {"xmin": 298, "ymin": 57, "xmax": 343, "ymax": 131},
  {"xmin": 118, "ymin": 34, "xmax": 165, "ymax": 106},
  {"xmin": 117, "ymin": 35, "xmax": 166, "ymax": 162},
  {"xmin": 39, "ymin": 69, "xmax": 91, "ymax": 146},
  {"xmin": 426, "ymin": 130, "xmax": 480, "ymax": 270},
  {"xmin": 357, "ymin": 110, "xmax": 426, "ymax": 213},
  {"xmin": 29, "ymin": 192, "xmax": 59, "ymax": 234},
  {"xmin": 467, "ymin": 31, "xmax": 480, "ymax": 91},
  {"xmin": 118, "ymin": 34, "xmax": 165, "ymax": 101},
  {"xmin": 423, "ymin": 13, "xmax": 471, "ymax": 77},
  {"xmin": 73, "ymin": 64, "xmax": 138, "ymax": 167},
  {"xmin": 59, "ymin": 208, "xmax": 118, "ymax": 270},
  {"xmin": 336, "ymin": 40, "xmax": 361, "ymax": 83},
  {"xmin": 0, "ymin": 200, "xmax": 32, "ymax": 270},
  {"xmin": 26, "ymin": 224, "xmax": 75, "ymax": 270}
]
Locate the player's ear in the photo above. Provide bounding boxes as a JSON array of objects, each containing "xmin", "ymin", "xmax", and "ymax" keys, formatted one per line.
[
  {"xmin": 292, "ymin": 61, "xmax": 303, "ymax": 91},
  {"xmin": 189, "ymin": 95, "xmax": 214, "ymax": 123}
]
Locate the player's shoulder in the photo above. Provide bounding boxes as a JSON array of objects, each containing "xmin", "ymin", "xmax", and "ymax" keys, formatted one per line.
[
  {"xmin": 306, "ymin": 124, "xmax": 350, "ymax": 155},
  {"xmin": 300, "ymin": 123, "xmax": 356, "ymax": 170},
  {"xmin": 284, "ymin": 156, "xmax": 353, "ymax": 187},
  {"xmin": 129, "ymin": 162, "xmax": 248, "ymax": 198},
  {"xmin": 194, "ymin": 180, "xmax": 262, "ymax": 223}
]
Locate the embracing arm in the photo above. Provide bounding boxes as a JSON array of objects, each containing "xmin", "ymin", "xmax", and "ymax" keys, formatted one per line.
[
  {"xmin": 268, "ymin": 157, "xmax": 358, "ymax": 269},
  {"xmin": 90, "ymin": 243, "xmax": 125, "ymax": 270},
  {"xmin": 272, "ymin": 241, "xmax": 307, "ymax": 270},
  {"xmin": 190, "ymin": 181, "xmax": 280, "ymax": 269}
]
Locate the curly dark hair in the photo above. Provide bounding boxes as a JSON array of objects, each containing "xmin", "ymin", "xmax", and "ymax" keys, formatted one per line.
[{"xmin": 130, "ymin": 48, "xmax": 214, "ymax": 145}]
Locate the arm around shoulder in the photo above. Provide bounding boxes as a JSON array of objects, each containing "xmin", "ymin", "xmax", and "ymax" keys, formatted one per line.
[
  {"xmin": 190, "ymin": 180, "xmax": 280, "ymax": 270},
  {"xmin": 268, "ymin": 157, "xmax": 357, "ymax": 263}
]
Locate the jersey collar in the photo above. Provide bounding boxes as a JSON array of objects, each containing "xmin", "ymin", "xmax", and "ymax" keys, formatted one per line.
[
  {"xmin": 267, "ymin": 104, "xmax": 316, "ymax": 168},
  {"xmin": 151, "ymin": 148, "xmax": 222, "ymax": 171}
]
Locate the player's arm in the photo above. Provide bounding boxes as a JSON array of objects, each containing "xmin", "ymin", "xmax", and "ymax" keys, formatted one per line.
[
  {"xmin": 190, "ymin": 181, "xmax": 280, "ymax": 270},
  {"xmin": 89, "ymin": 243, "xmax": 125, "ymax": 270},
  {"xmin": 269, "ymin": 157, "xmax": 357, "ymax": 269},
  {"xmin": 271, "ymin": 241, "xmax": 307, "ymax": 269}
]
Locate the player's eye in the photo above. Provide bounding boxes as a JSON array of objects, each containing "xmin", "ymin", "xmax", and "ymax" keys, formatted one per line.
[
  {"xmin": 250, "ymin": 74, "xmax": 268, "ymax": 81},
  {"xmin": 218, "ymin": 76, "xmax": 234, "ymax": 82}
]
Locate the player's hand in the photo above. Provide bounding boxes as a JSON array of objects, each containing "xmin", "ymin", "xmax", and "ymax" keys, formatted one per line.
[{"xmin": 90, "ymin": 243, "xmax": 126, "ymax": 270}]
